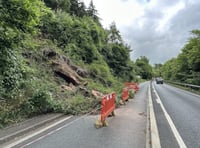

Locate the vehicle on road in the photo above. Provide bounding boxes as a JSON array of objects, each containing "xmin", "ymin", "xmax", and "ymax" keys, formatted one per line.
[{"xmin": 155, "ymin": 77, "xmax": 164, "ymax": 84}]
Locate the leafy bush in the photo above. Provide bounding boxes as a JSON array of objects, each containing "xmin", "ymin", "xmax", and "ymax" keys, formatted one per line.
[
  {"xmin": 128, "ymin": 90, "xmax": 135, "ymax": 99},
  {"xmin": 40, "ymin": 11, "xmax": 73, "ymax": 48},
  {"xmin": 21, "ymin": 89, "xmax": 54, "ymax": 116},
  {"xmin": 0, "ymin": 104, "xmax": 22, "ymax": 128},
  {"xmin": 0, "ymin": 49, "xmax": 23, "ymax": 99},
  {"xmin": 0, "ymin": 0, "xmax": 140, "ymax": 128},
  {"xmin": 63, "ymin": 95, "xmax": 92, "ymax": 115},
  {"xmin": 87, "ymin": 60, "xmax": 115, "ymax": 86}
]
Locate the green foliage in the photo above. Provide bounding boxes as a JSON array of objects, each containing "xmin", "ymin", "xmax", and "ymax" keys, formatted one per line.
[
  {"xmin": 161, "ymin": 30, "xmax": 200, "ymax": 85},
  {"xmin": 44, "ymin": 0, "xmax": 70, "ymax": 13},
  {"xmin": 0, "ymin": 0, "xmax": 139, "ymax": 128},
  {"xmin": 87, "ymin": 0, "xmax": 100, "ymax": 23},
  {"xmin": 27, "ymin": 89, "xmax": 54, "ymax": 114},
  {"xmin": 0, "ymin": 0, "xmax": 48, "ymax": 95},
  {"xmin": 108, "ymin": 22, "xmax": 122, "ymax": 43},
  {"xmin": 135, "ymin": 56, "xmax": 153, "ymax": 80},
  {"xmin": 69, "ymin": 0, "xmax": 87, "ymax": 17},
  {"xmin": 0, "ymin": 49, "xmax": 22, "ymax": 95},
  {"xmin": 40, "ymin": 11, "xmax": 73, "ymax": 48},
  {"xmin": 87, "ymin": 60, "xmax": 114, "ymax": 86},
  {"xmin": 128, "ymin": 90, "xmax": 135, "ymax": 99},
  {"xmin": 161, "ymin": 58, "xmax": 176, "ymax": 80},
  {"xmin": 0, "ymin": 104, "xmax": 22, "ymax": 127},
  {"xmin": 100, "ymin": 43, "xmax": 135, "ymax": 81},
  {"xmin": 54, "ymin": 94, "xmax": 98, "ymax": 115},
  {"xmin": 153, "ymin": 64, "xmax": 162, "ymax": 77},
  {"xmin": 68, "ymin": 17, "xmax": 102, "ymax": 63},
  {"xmin": 0, "ymin": 0, "xmax": 47, "ymax": 35}
]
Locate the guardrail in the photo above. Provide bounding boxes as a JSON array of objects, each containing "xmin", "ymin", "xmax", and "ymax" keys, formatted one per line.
[{"xmin": 166, "ymin": 81, "xmax": 200, "ymax": 90}]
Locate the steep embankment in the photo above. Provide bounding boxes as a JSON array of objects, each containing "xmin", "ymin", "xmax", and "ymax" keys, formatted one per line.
[{"xmin": 0, "ymin": 0, "xmax": 137, "ymax": 128}]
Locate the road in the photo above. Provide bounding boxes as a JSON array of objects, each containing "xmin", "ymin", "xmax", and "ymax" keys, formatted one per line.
[
  {"xmin": 4, "ymin": 81, "xmax": 200, "ymax": 148},
  {"xmin": 152, "ymin": 81, "xmax": 200, "ymax": 148},
  {"xmin": 5, "ymin": 82, "xmax": 149, "ymax": 148}
]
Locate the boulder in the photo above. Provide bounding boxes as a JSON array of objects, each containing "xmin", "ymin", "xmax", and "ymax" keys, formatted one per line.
[
  {"xmin": 52, "ymin": 60, "xmax": 82, "ymax": 86},
  {"xmin": 92, "ymin": 90, "xmax": 104, "ymax": 99}
]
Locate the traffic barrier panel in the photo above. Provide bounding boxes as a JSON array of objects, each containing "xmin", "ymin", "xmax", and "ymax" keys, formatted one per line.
[
  {"xmin": 124, "ymin": 82, "xmax": 139, "ymax": 93},
  {"xmin": 95, "ymin": 92, "xmax": 116, "ymax": 128},
  {"xmin": 120, "ymin": 88, "xmax": 129, "ymax": 105}
]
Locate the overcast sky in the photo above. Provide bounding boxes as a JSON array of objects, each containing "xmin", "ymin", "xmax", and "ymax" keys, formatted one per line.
[{"xmin": 83, "ymin": 0, "xmax": 200, "ymax": 64}]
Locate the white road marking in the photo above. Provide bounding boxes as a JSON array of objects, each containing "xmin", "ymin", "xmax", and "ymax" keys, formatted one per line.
[
  {"xmin": 166, "ymin": 84, "xmax": 200, "ymax": 98},
  {"xmin": 156, "ymin": 98, "xmax": 161, "ymax": 104},
  {"xmin": 4, "ymin": 116, "xmax": 73, "ymax": 148},
  {"xmin": 148, "ymin": 84, "xmax": 161, "ymax": 148},
  {"xmin": 152, "ymin": 84, "xmax": 187, "ymax": 148},
  {"xmin": 4, "ymin": 106, "xmax": 101, "ymax": 148}
]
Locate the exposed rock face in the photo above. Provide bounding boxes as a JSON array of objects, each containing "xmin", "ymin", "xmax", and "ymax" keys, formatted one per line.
[
  {"xmin": 43, "ymin": 49, "xmax": 103, "ymax": 98},
  {"xmin": 92, "ymin": 90, "xmax": 103, "ymax": 99},
  {"xmin": 61, "ymin": 84, "xmax": 75, "ymax": 92},
  {"xmin": 52, "ymin": 60, "xmax": 82, "ymax": 86},
  {"xmin": 71, "ymin": 64, "xmax": 88, "ymax": 78},
  {"xmin": 43, "ymin": 49, "xmax": 88, "ymax": 86}
]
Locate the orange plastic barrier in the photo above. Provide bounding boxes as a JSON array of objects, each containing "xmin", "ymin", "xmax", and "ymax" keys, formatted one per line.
[
  {"xmin": 121, "ymin": 88, "xmax": 129, "ymax": 102},
  {"xmin": 101, "ymin": 92, "xmax": 116, "ymax": 123},
  {"xmin": 124, "ymin": 82, "xmax": 139, "ymax": 92}
]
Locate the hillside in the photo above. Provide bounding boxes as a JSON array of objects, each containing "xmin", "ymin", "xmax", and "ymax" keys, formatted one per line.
[{"xmin": 0, "ymin": 0, "xmax": 144, "ymax": 128}]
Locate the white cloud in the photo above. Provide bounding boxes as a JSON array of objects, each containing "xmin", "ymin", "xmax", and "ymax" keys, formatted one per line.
[
  {"xmin": 83, "ymin": 0, "xmax": 145, "ymax": 28},
  {"xmin": 83, "ymin": 0, "xmax": 200, "ymax": 64},
  {"xmin": 156, "ymin": 1, "xmax": 185, "ymax": 32}
]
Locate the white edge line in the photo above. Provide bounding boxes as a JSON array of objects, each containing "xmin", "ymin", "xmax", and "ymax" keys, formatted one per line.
[
  {"xmin": 4, "ymin": 116, "xmax": 73, "ymax": 148},
  {"xmin": 167, "ymin": 83, "xmax": 200, "ymax": 98},
  {"xmin": 146, "ymin": 84, "xmax": 150, "ymax": 148},
  {"xmin": 12, "ymin": 107, "xmax": 101, "ymax": 148},
  {"xmin": 152, "ymin": 84, "xmax": 187, "ymax": 148},
  {"xmin": 148, "ymin": 84, "xmax": 161, "ymax": 148}
]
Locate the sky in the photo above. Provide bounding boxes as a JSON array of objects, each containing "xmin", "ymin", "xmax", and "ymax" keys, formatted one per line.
[{"xmin": 82, "ymin": 0, "xmax": 200, "ymax": 65}]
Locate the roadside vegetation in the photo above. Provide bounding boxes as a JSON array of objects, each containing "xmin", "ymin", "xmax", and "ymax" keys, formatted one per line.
[
  {"xmin": 153, "ymin": 30, "xmax": 200, "ymax": 86},
  {"xmin": 2, "ymin": 0, "xmax": 198, "ymax": 129},
  {"xmin": 0, "ymin": 0, "xmax": 200, "ymax": 128},
  {"xmin": 0, "ymin": 0, "xmax": 153, "ymax": 128}
]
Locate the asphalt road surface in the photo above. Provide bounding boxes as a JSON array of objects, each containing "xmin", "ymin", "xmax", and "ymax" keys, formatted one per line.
[
  {"xmin": 152, "ymin": 81, "xmax": 200, "ymax": 148},
  {"xmin": 8, "ymin": 82, "xmax": 149, "ymax": 148},
  {"xmin": 5, "ymin": 81, "xmax": 199, "ymax": 148}
]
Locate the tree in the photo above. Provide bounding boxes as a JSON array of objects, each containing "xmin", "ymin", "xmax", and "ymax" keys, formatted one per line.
[
  {"xmin": 153, "ymin": 64, "xmax": 163, "ymax": 77},
  {"xmin": 43, "ymin": 0, "xmax": 71, "ymax": 13},
  {"xmin": 135, "ymin": 56, "xmax": 152, "ymax": 79},
  {"xmin": 177, "ymin": 30, "xmax": 200, "ymax": 84},
  {"xmin": 0, "ymin": 0, "xmax": 47, "ymax": 96},
  {"xmin": 40, "ymin": 11, "xmax": 73, "ymax": 48},
  {"xmin": 161, "ymin": 30, "xmax": 200, "ymax": 85},
  {"xmin": 69, "ymin": 0, "xmax": 87, "ymax": 17},
  {"xmin": 161, "ymin": 58, "xmax": 178, "ymax": 80},
  {"xmin": 108, "ymin": 22, "xmax": 122, "ymax": 44},
  {"xmin": 87, "ymin": 0, "xmax": 100, "ymax": 23},
  {"xmin": 100, "ymin": 43, "xmax": 133, "ymax": 80}
]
